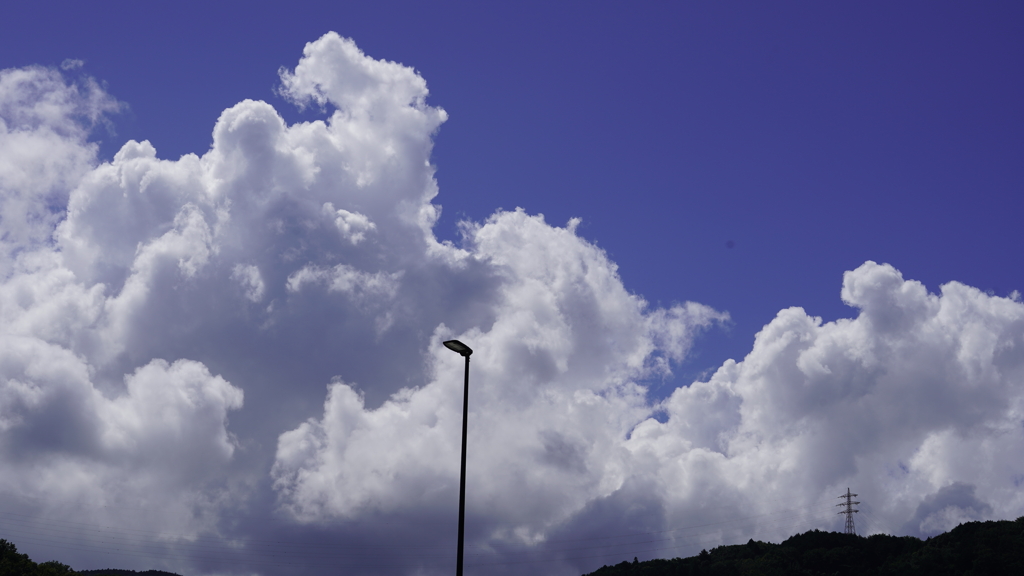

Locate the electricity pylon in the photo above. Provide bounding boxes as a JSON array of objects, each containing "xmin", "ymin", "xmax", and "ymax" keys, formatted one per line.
[{"xmin": 837, "ymin": 488, "xmax": 860, "ymax": 535}]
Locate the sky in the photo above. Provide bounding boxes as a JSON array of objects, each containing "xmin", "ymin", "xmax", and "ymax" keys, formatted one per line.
[{"xmin": 0, "ymin": 1, "xmax": 1022, "ymax": 575}]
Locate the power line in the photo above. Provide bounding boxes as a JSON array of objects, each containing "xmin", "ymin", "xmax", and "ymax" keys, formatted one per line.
[{"xmin": 0, "ymin": 499, "xmax": 842, "ymax": 573}]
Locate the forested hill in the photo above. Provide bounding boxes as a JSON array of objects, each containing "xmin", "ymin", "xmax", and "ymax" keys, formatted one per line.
[{"xmin": 585, "ymin": 516, "xmax": 1024, "ymax": 576}]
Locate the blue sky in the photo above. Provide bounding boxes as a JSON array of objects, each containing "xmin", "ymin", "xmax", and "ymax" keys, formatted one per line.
[
  {"xmin": 6, "ymin": 1, "xmax": 1021, "ymax": 388},
  {"xmin": 0, "ymin": 2, "xmax": 1022, "ymax": 575}
]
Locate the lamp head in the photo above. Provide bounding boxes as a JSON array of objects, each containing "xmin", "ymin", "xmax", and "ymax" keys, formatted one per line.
[{"xmin": 443, "ymin": 339, "xmax": 473, "ymax": 357}]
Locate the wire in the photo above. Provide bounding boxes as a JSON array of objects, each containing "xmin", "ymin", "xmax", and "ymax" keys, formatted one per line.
[{"xmin": 0, "ymin": 498, "xmax": 845, "ymax": 573}]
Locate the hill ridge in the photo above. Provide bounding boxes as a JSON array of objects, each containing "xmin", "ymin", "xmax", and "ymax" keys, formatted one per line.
[
  {"xmin": 583, "ymin": 516, "xmax": 1024, "ymax": 575},
  {"xmin": 4, "ymin": 517, "xmax": 1023, "ymax": 575}
]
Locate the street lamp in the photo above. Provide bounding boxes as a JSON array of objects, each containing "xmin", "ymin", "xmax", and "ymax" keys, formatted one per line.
[{"xmin": 443, "ymin": 339, "xmax": 473, "ymax": 576}]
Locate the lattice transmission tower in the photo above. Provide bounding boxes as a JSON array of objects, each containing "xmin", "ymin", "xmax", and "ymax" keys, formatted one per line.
[{"xmin": 837, "ymin": 488, "xmax": 860, "ymax": 535}]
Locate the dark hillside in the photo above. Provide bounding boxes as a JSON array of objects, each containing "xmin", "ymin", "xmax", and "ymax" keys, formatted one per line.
[
  {"xmin": 1, "ymin": 539, "xmax": 181, "ymax": 576},
  {"xmin": 1, "ymin": 539, "xmax": 73, "ymax": 576},
  {"xmin": 585, "ymin": 516, "xmax": 1024, "ymax": 576},
  {"xmin": 78, "ymin": 565, "xmax": 185, "ymax": 569}
]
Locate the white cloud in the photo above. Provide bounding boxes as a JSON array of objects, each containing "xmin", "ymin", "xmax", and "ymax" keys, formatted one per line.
[
  {"xmin": 323, "ymin": 201, "xmax": 376, "ymax": 244},
  {"xmin": 1, "ymin": 32, "xmax": 1022, "ymax": 576},
  {"xmin": 624, "ymin": 261, "xmax": 1024, "ymax": 542},
  {"xmin": 270, "ymin": 255, "xmax": 1024, "ymax": 572},
  {"xmin": 0, "ymin": 66, "xmax": 119, "ymax": 275},
  {"xmin": 271, "ymin": 209, "xmax": 719, "ymax": 537},
  {"xmin": 0, "ymin": 64, "xmax": 245, "ymax": 570},
  {"xmin": 232, "ymin": 263, "xmax": 265, "ymax": 303},
  {"xmin": 0, "ymin": 330, "xmax": 243, "ymax": 531},
  {"xmin": 286, "ymin": 263, "xmax": 401, "ymax": 301}
]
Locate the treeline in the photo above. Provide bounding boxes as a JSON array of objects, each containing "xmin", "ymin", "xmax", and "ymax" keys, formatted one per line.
[
  {"xmin": 76, "ymin": 565, "xmax": 182, "ymax": 569},
  {"xmin": 0, "ymin": 539, "xmax": 180, "ymax": 576},
  {"xmin": 585, "ymin": 516, "xmax": 1024, "ymax": 575},
  {"xmin": 76, "ymin": 565, "xmax": 183, "ymax": 569},
  {"xmin": 1, "ymin": 539, "xmax": 74, "ymax": 576}
]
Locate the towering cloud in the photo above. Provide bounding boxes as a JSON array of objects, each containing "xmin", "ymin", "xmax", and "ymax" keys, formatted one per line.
[
  {"xmin": 0, "ymin": 32, "xmax": 1021, "ymax": 576},
  {"xmin": 626, "ymin": 262, "xmax": 1024, "ymax": 542}
]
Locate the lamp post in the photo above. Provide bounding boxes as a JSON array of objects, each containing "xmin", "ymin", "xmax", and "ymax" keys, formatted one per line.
[{"xmin": 442, "ymin": 339, "xmax": 473, "ymax": 576}]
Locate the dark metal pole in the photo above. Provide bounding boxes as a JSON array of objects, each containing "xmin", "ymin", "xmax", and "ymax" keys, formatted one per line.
[{"xmin": 456, "ymin": 353, "xmax": 470, "ymax": 576}]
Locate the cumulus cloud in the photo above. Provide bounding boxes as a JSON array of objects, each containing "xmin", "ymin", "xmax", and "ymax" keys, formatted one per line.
[
  {"xmin": 902, "ymin": 482, "xmax": 994, "ymax": 536},
  {"xmin": 1, "ymin": 31, "xmax": 1022, "ymax": 576},
  {"xmin": 0, "ymin": 66, "xmax": 119, "ymax": 274},
  {"xmin": 624, "ymin": 261, "xmax": 1024, "ymax": 542},
  {"xmin": 271, "ymin": 209, "xmax": 721, "ymax": 531},
  {"xmin": 322, "ymin": 202, "xmax": 376, "ymax": 244},
  {"xmin": 0, "ymin": 68, "xmax": 237, "ymax": 541},
  {"xmin": 271, "ymin": 255, "xmax": 1024, "ymax": 572}
]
